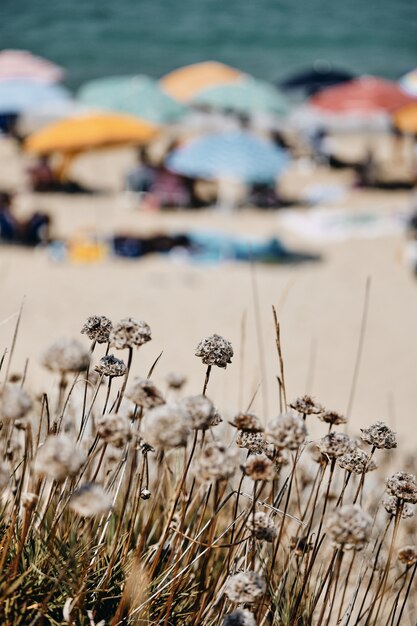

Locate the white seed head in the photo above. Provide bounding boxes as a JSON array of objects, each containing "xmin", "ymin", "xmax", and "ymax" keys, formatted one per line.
[
  {"xmin": 231, "ymin": 412, "xmax": 263, "ymax": 432},
  {"xmin": 360, "ymin": 421, "xmax": 397, "ymax": 449},
  {"xmin": 236, "ymin": 431, "xmax": 269, "ymax": 455},
  {"xmin": 42, "ymin": 338, "xmax": 90, "ymax": 373},
  {"xmin": 195, "ymin": 441, "xmax": 238, "ymax": 482},
  {"xmin": 69, "ymin": 483, "xmax": 112, "ymax": 517},
  {"xmin": 244, "ymin": 454, "xmax": 276, "ymax": 481},
  {"xmin": 195, "ymin": 334, "xmax": 233, "ymax": 368},
  {"xmin": 386, "ymin": 472, "xmax": 417, "ymax": 503},
  {"xmin": 318, "ymin": 432, "xmax": 357, "ymax": 459},
  {"xmin": 81, "ymin": 315, "xmax": 113, "ymax": 344},
  {"xmin": 96, "ymin": 413, "xmax": 131, "ymax": 448},
  {"xmin": 126, "ymin": 377, "xmax": 165, "ymax": 410},
  {"xmin": 338, "ymin": 448, "xmax": 376, "ymax": 474},
  {"xmin": 246, "ymin": 511, "xmax": 277, "ymax": 542},
  {"xmin": 224, "ymin": 571, "xmax": 265, "ymax": 604},
  {"xmin": 34, "ymin": 435, "xmax": 86, "ymax": 481},
  {"xmin": 110, "ymin": 318, "xmax": 151, "ymax": 350},
  {"xmin": 142, "ymin": 403, "xmax": 192, "ymax": 449},
  {"xmin": 267, "ymin": 411, "xmax": 307, "ymax": 450},
  {"xmin": 222, "ymin": 609, "xmax": 256, "ymax": 626},
  {"xmin": 326, "ymin": 504, "xmax": 372, "ymax": 551},
  {"xmin": 180, "ymin": 395, "xmax": 221, "ymax": 430},
  {"xmin": 0, "ymin": 383, "xmax": 32, "ymax": 421},
  {"xmin": 95, "ymin": 354, "xmax": 127, "ymax": 377}
]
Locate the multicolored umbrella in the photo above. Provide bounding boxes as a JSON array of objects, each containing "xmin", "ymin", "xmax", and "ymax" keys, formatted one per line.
[
  {"xmin": 399, "ymin": 69, "xmax": 417, "ymax": 98},
  {"xmin": 77, "ymin": 75, "xmax": 187, "ymax": 124},
  {"xmin": 25, "ymin": 113, "xmax": 158, "ymax": 155},
  {"xmin": 0, "ymin": 80, "xmax": 72, "ymax": 114},
  {"xmin": 393, "ymin": 102, "xmax": 417, "ymax": 134},
  {"xmin": 0, "ymin": 50, "xmax": 64, "ymax": 83},
  {"xmin": 192, "ymin": 78, "xmax": 289, "ymax": 117},
  {"xmin": 166, "ymin": 131, "xmax": 288, "ymax": 183},
  {"xmin": 159, "ymin": 61, "xmax": 245, "ymax": 103},
  {"xmin": 310, "ymin": 77, "xmax": 414, "ymax": 115}
]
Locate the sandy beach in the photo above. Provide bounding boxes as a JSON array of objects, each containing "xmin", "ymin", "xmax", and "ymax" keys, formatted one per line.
[{"xmin": 1, "ymin": 135, "xmax": 416, "ymax": 445}]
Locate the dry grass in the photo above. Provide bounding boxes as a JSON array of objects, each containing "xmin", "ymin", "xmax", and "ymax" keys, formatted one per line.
[{"xmin": 0, "ymin": 312, "xmax": 416, "ymax": 626}]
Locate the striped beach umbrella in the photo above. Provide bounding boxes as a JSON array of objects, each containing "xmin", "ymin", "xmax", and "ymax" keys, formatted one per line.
[
  {"xmin": 0, "ymin": 50, "xmax": 64, "ymax": 83},
  {"xmin": 160, "ymin": 61, "xmax": 245, "ymax": 102},
  {"xmin": 166, "ymin": 131, "xmax": 288, "ymax": 183},
  {"xmin": 192, "ymin": 78, "xmax": 289, "ymax": 117},
  {"xmin": 78, "ymin": 75, "xmax": 187, "ymax": 124}
]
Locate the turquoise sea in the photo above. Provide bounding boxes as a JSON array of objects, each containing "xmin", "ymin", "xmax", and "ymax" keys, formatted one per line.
[{"xmin": 1, "ymin": 0, "xmax": 415, "ymax": 88}]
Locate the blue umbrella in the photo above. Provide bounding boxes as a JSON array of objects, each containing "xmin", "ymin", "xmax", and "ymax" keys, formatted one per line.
[
  {"xmin": 0, "ymin": 80, "xmax": 72, "ymax": 114},
  {"xmin": 166, "ymin": 132, "xmax": 288, "ymax": 183}
]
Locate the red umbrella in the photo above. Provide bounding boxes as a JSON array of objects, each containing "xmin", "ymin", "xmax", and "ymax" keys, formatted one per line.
[
  {"xmin": 310, "ymin": 76, "xmax": 415, "ymax": 115},
  {"xmin": 0, "ymin": 50, "xmax": 64, "ymax": 83}
]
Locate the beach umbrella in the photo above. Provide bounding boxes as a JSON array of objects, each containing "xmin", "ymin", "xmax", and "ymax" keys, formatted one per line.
[
  {"xmin": 77, "ymin": 75, "xmax": 187, "ymax": 124},
  {"xmin": 399, "ymin": 69, "xmax": 417, "ymax": 98},
  {"xmin": 310, "ymin": 77, "xmax": 414, "ymax": 116},
  {"xmin": 166, "ymin": 131, "xmax": 288, "ymax": 183},
  {"xmin": 0, "ymin": 50, "xmax": 64, "ymax": 83},
  {"xmin": 393, "ymin": 102, "xmax": 417, "ymax": 134},
  {"xmin": 191, "ymin": 78, "xmax": 289, "ymax": 117},
  {"xmin": 159, "ymin": 61, "xmax": 245, "ymax": 103},
  {"xmin": 0, "ymin": 80, "xmax": 72, "ymax": 114},
  {"xmin": 25, "ymin": 113, "xmax": 158, "ymax": 155},
  {"xmin": 279, "ymin": 65, "xmax": 354, "ymax": 96}
]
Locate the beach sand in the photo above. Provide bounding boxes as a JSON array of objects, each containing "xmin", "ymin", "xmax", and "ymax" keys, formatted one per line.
[{"xmin": 0, "ymin": 139, "xmax": 416, "ymax": 446}]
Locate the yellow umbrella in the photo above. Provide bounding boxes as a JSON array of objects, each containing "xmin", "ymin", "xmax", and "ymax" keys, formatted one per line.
[
  {"xmin": 159, "ymin": 61, "xmax": 244, "ymax": 103},
  {"xmin": 393, "ymin": 102, "xmax": 417, "ymax": 134},
  {"xmin": 25, "ymin": 113, "xmax": 159, "ymax": 155}
]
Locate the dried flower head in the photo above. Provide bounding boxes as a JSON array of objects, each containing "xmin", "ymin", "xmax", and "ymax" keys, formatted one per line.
[
  {"xmin": 166, "ymin": 372, "xmax": 187, "ymax": 390},
  {"xmin": 244, "ymin": 454, "xmax": 276, "ymax": 481},
  {"xmin": 222, "ymin": 609, "xmax": 256, "ymax": 626},
  {"xmin": 231, "ymin": 412, "xmax": 263, "ymax": 432},
  {"xmin": 42, "ymin": 339, "xmax": 90, "ymax": 373},
  {"xmin": 290, "ymin": 395, "xmax": 324, "ymax": 416},
  {"xmin": 95, "ymin": 354, "xmax": 127, "ymax": 378},
  {"xmin": 224, "ymin": 571, "xmax": 265, "ymax": 604},
  {"xmin": 142, "ymin": 403, "xmax": 192, "ymax": 449},
  {"xmin": 69, "ymin": 483, "xmax": 112, "ymax": 517},
  {"xmin": 81, "ymin": 315, "xmax": 113, "ymax": 344},
  {"xmin": 236, "ymin": 431, "xmax": 269, "ymax": 455},
  {"xmin": 110, "ymin": 318, "xmax": 152, "ymax": 350},
  {"xmin": 34, "ymin": 435, "xmax": 86, "ymax": 481},
  {"xmin": 326, "ymin": 504, "xmax": 372, "ymax": 551},
  {"xmin": 96, "ymin": 413, "xmax": 131, "ymax": 448},
  {"xmin": 338, "ymin": 448, "xmax": 377, "ymax": 474},
  {"xmin": 360, "ymin": 421, "xmax": 397, "ymax": 449},
  {"xmin": 246, "ymin": 511, "xmax": 277, "ymax": 542},
  {"xmin": 127, "ymin": 377, "xmax": 165, "ymax": 410},
  {"xmin": 267, "ymin": 411, "xmax": 307, "ymax": 450},
  {"xmin": 195, "ymin": 334, "xmax": 233, "ymax": 368},
  {"xmin": 318, "ymin": 410, "xmax": 348, "ymax": 426},
  {"xmin": 0, "ymin": 384, "xmax": 32, "ymax": 421},
  {"xmin": 180, "ymin": 395, "xmax": 221, "ymax": 430},
  {"xmin": 21, "ymin": 492, "xmax": 39, "ymax": 509},
  {"xmin": 386, "ymin": 472, "xmax": 417, "ymax": 503},
  {"xmin": 318, "ymin": 432, "xmax": 357, "ymax": 459},
  {"xmin": 398, "ymin": 546, "xmax": 417, "ymax": 566},
  {"xmin": 195, "ymin": 441, "xmax": 238, "ymax": 482},
  {"xmin": 382, "ymin": 495, "xmax": 415, "ymax": 518}
]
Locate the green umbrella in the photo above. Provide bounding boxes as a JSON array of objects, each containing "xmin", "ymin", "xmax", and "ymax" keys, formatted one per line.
[
  {"xmin": 77, "ymin": 75, "xmax": 187, "ymax": 124},
  {"xmin": 192, "ymin": 78, "xmax": 289, "ymax": 117}
]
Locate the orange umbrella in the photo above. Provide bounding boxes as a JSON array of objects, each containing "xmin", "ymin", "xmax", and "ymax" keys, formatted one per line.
[
  {"xmin": 159, "ymin": 61, "xmax": 244, "ymax": 102},
  {"xmin": 393, "ymin": 102, "xmax": 417, "ymax": 134},
  {"xmin": 25, "ymin": 113, "xmax": 158, "ymax": 155},
  {"xmin": 310, "ymin": 77, "xmax": 415, "ymax": 115}
]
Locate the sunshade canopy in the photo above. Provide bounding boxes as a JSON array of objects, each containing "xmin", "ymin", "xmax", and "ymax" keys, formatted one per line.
[
  {"xmin": 166, "ymin": 131, "xmax": 289, "ymax": 183},
  {"xmin": 25, "ymin": 113, "xmax": 158, "ymax": 154},
  {"xmin": 310, "ymin": 77, "xmax": 415, "ymax": 115},
  {"xmin": 280, "ymin": 65, "xmax": 354, "ymax": 95},
  {"xmin": 78, "ymin": 75, "xmax": 187, "ymax": 124},
  {"xmin": 393, "ymin": 103, "xmax": 417, "ymax": 134},
  {"xmin": 0, "ymin": 50, "xmax": 64, "ymax": 83},
  {"xmin": 159, "ymin": 61, "xmax": 244, "ymax": 102},
  {"xmin": 0, "ymin": 80, "xmax": 72, "ymax": 114},
  {"xmin": 192, "ymin": 78, "xmax": 289, "ymax": 117},
  {"xmin": 399, "ymin": 69, "xmax": 417, "ymax": 98}
]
